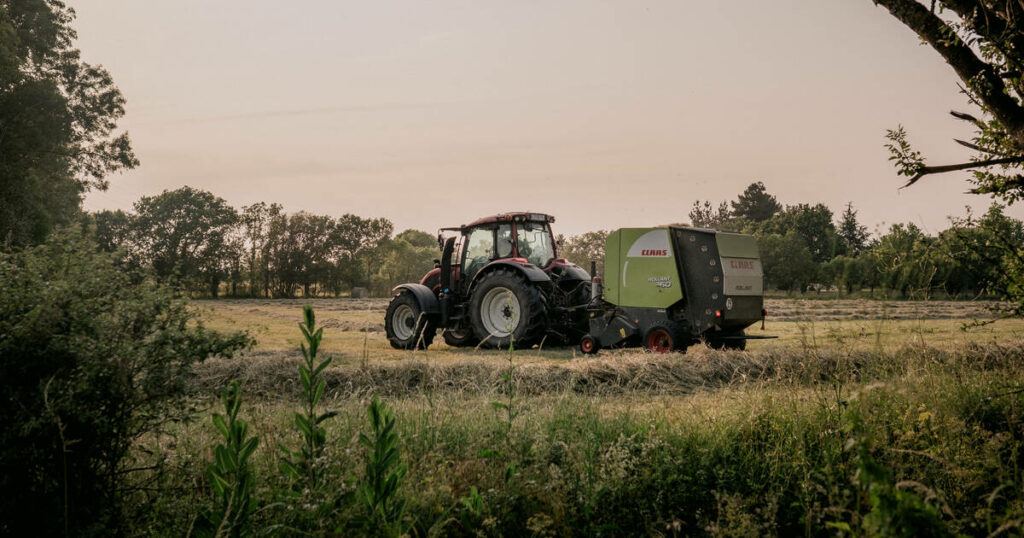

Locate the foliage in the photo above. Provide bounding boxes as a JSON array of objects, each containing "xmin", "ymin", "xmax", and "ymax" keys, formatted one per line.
[
  {"xmin": 199, "ymin": 381, "xmax": 259, "ymax": 538},
  {"xmin": 689, "ymin": 199, "xmax": 733, "ymax": 228},
  {"xmin": 144, "ymin": 340, "xmax": 1024, "ymax": 536},
  {"xmin": 838, "ymin": 202, "xmax": 870, "ymax": 255},
  {"xmin": 730, "ymin": 181, "xmax": 781, "ymax": 222},
  {"xmin": 758, "ymin": 231, "xmax": 817, "ymax": 292},
  {"xmin": 875, "ymin": 1, "xmax": 1024, "ymax": 202},
  {"xmin": 754, "ymin": 203, "xmax": 839, "ymax": 264},
  {"xmin": 130, "ymin": 187, "xmax": 240, "ymax": 295},
  {"xmin": 356, "ymin": 396, "xmax": 409, "ymax": 537},
  {"xmin": 559, "ymin": 229, "xmax": 608, "ymax": 275},
  {"xmin": 279, "ymin": 306, "xmax": 336, "ymax": 490},
  {"xmin": 0, "ymin": 232, "xmax": 250, "ymax": 536},
  {"xmin": 0, "ymin": 0, "xmax": 137, "ymax": 246}
]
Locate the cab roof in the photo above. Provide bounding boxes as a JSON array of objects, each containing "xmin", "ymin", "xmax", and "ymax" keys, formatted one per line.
[{"xmin": 441, "ymin": 212, "xmax": 555, "ymax": 232}]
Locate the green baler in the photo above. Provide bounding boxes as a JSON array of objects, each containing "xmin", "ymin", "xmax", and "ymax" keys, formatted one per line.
[{"xmin": 580, "ymin": 226, "xmax": 773, "ymax": 353}]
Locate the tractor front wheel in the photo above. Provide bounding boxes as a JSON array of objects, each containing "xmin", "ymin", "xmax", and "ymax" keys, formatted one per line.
[
  {"xmin": 643, "ymin": 321, "xmax": 686, "ymax": 353},
  {"xmin": 384, "ymin": 291, "xmax": 436, "ymax": 349},
  {"xmin": 470, "ymin": 269, "xmax": 547, "ymax": 349}
]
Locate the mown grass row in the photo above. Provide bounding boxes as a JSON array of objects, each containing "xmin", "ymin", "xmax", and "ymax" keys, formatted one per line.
[{"xmin": 124, "ymin": 320, "xmax": 1024, "ymax": 536}]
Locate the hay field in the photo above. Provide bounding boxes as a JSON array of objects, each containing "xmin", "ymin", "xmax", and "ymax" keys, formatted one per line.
[{"xmin": 191, "ymin": 297, "xmax": 1024, "ymax": 368}]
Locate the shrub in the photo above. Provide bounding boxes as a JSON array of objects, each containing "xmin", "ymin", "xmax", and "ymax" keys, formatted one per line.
[{"xmin": 0, "ymin": 233, "xmax": 251, "ymax": 536}]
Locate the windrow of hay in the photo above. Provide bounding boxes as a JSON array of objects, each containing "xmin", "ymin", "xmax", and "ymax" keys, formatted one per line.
[{"xmin": 189, "ymin": 339, "xmax": 1024, "ymax": 399}]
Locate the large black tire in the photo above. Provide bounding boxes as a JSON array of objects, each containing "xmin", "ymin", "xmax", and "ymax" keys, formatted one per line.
[
  {"xmin": 709, "ymin": 330, "xmax": 747, "ymax": 351},
  {"xmin": 442, "ymin": 327, "xmax": 478, "ymax": 347},
  {"xmin": 384, "ymin": 291, "xmax": 436, "ymax": 350},
  {"xmin": 643, "ymin": 320, "xmax": 687, "ymax": 353},
  {"xmin": 470, "ymin": 268, "xmax": 547, "ymax": 349}
]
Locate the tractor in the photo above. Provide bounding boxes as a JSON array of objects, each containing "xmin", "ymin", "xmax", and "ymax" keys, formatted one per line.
[{"xmin": 384, "ymin": 212, "xmax": 592, "ymax": 349}]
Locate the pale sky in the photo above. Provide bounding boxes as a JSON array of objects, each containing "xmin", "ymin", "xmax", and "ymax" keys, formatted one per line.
[{"xmin": 74, "ymin": 0, "xmax": 1024, "ymax": 237}]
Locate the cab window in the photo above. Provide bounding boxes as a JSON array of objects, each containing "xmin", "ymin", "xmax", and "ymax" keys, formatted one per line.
[
  {"xmin": 496, "ymin": 224, "xmax": 513, "ymax": 258},
  {"xmin": 462, "ymin": 227, "xmax": 494, "ymax": 281},
  {"xmin": 516, "ymin": 222, "xmax": 555, "ymax": 267}
]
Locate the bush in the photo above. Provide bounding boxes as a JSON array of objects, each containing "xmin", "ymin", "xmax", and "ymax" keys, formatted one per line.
[{"xmin": 0, "ymin": 233, "xmax": 251, "ymax": 536}]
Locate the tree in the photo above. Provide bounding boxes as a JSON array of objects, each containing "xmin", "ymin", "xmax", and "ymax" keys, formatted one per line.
[
  {"xmin": 130, "ymin": 187, "xmax": 239, "ymax": 295},
  {"xmin": 0, "ymin": 233, "xmax": 249, "ymax": 535},
  {"xmin": 758, "ymin": 231, "xmax": 817, "ymax": 293},
  {"xmin": 875, "ymin": 0, "xmax": 1024, "ymax": 201},
  {"xmin": 688, "ymin": 200, "xmax": 732, "ymax": 229},
  {"xmin": 240, "ymin": 202, "xmax": 282, "ymax": 297},
  {"xmin": 331, "ymin": 214, "xmax": 393, "ymax": 289},
  {"xmin": 0, "ymin": 1, "xmax": 137, "ymax": 246},
  {"xmin": 730, "ymin": 181, "xmax": 781, "ymax": 222},
  {"xmin": 838, "ymin": 202, "xmax": 870, "ymax": 255},
  {"xmin": 560, "ymin": 230, "xmax": 609, "ymax": 274},
  {"xmin": 757, "ymin": 203, "xmax": 840, "ymax": 263}
]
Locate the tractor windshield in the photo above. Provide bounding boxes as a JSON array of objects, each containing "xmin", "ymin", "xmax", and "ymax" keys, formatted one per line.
[{"xmin": 516, "ymin": 222, "xmax": 555, "ymax": 267}]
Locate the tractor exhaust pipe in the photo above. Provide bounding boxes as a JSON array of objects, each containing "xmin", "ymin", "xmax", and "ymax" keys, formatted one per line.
[{"xmin": 590, "ymin": 261, "xmax": 602, "ymax": 301}]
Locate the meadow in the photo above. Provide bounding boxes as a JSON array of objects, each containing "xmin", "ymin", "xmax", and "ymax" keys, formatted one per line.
[{"xmin": 137, "ymin": 298, "xmax": 1024, "ymax": 536}]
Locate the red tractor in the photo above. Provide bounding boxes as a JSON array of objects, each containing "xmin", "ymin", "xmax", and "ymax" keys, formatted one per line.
[{"xmin": 384, "ymin": 212, "xmax": 593, "ymax": 349}]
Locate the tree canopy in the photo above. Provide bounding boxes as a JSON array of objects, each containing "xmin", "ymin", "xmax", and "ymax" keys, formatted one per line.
[
  {"xmin": 877, "ymin": 0, "xmax": 1024, "ymax": 202},
  {"xmin": 0, "ymin": 0, "xmax": 136, "ymax": 246}
]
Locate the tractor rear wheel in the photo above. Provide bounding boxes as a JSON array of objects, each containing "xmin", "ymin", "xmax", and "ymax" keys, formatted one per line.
[
  {"xmin": 470, "ymin": 268, "xmax": 547, "ymax": 349},
  {"xmin": 643, "ymin": 321, "xmax": 686, "ymax": 353},
  {"xmin": 384, "ymin": 291, "xmax": 436, "ymax": 349},
  {"xmin": 442, "ymin": 327, "xmax": 478, "ymax": 347}
]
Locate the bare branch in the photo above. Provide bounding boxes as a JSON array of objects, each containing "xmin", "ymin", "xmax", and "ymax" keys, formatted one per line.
[{"xmin": 901, "ymin": 154, "xmax": 1024, "ymax": 187}]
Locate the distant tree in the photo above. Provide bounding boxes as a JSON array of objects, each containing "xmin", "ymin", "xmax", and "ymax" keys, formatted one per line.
[
  {"xmin": 873, "ymin": 223, "xmax": 938, "ymax": 296},
  {"xmin": 370, "ymin": 232, "xmax": 437, "ymax": 295},
  {"xmin": 757, "ymin": 203, "xmax": 839, "ymax": 263},
  {"xmin": 240, "ymin": 202, "xmax": 282, "ymax": 297},
  {"xmin": 759, "ymin": 231, "xmax": 817, "ymax": 293},
  {"xmin": 838, "ymin": 202, "xmax": 870, "ymax": 255},
  {"xmin": 731, "ymin": 182, "xmax": 781, "ymax": 222},
  {"xmin": 131, "ymin": 187, "xmax": 239, "ymax": 296},
  {"xmin": 395, "ymin": 229, "xmax": 437, "ymax": 249},
  {"xmin": 0, "ymin": 1, "xmax": 137, "ymax": 246},
  {"xmin": 688, "ymin": 200, "xmax": 732, "ymax": 229},
  {"xmin": 560, "ymin": 230, "xmax": 609, "ymax": 274},
  {"xmin": 331, "ymin": 214, "xmax": 393, "ymax": 288},
  {"xmin": 288, "ymin": 212, "xmax": 335, "ymax": 297}
]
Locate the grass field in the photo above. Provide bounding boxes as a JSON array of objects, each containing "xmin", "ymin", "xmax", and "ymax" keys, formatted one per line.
[
  {"xmin": 140, "ymin": 298, "xmax": 1024, "ymax": 536},
  {"xmin": 191, "ymin": 297, "xmax": 1024, "ymax": 366}
]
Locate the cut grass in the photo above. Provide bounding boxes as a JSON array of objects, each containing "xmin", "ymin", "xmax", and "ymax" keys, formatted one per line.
[{"xmin": 190, "ymin": 298, "xmax": 1024, "ymax": 370}]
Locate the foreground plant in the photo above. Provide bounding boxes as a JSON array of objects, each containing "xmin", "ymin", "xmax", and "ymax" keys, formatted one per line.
[
  {"xmin": 0, "ymin": 233, "xmax": 251, "ymax": 535},
  {"xmin": 355, "ymin": 395, "xmax": 409, "ymax": 537},
  {"xmin": 199, "ymin": 381, "xmax": 259, "ymax": 538},
  {"xmin": 279, "ymin": 305, "xmax": 336, "ymax": 490}
]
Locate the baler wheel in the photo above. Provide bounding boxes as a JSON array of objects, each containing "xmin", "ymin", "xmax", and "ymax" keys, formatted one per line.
[
  {"xmin": 384, "ymin": 291, "xmax": 436, "ymax": 350},
  {"xmin": 643, "ymin": 321, "xmax": 686, "ymax": 353},
  {"xmin": 579, "ymin": 335, "xmax": 598, "ymax": 354}
]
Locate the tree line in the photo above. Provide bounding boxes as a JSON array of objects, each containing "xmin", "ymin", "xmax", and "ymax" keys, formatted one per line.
[
  {"xmin": 85, "ymin": 186, "xmax": 438, "ymax": 298},
  {"xmin": 561, "ymin": 182, "xmax": 1024, "ymax": 302}
]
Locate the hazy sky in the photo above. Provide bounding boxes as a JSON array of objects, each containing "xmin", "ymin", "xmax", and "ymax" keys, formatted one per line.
[{"xmin": 74, "ymin": 0, "xmax": 1024, "ymax": 236}]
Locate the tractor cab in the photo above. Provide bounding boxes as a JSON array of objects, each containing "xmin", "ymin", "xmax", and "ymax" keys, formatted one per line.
[{"xmin": 433, "ymin": 212, "xmax": 559, "ymax": 296}]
